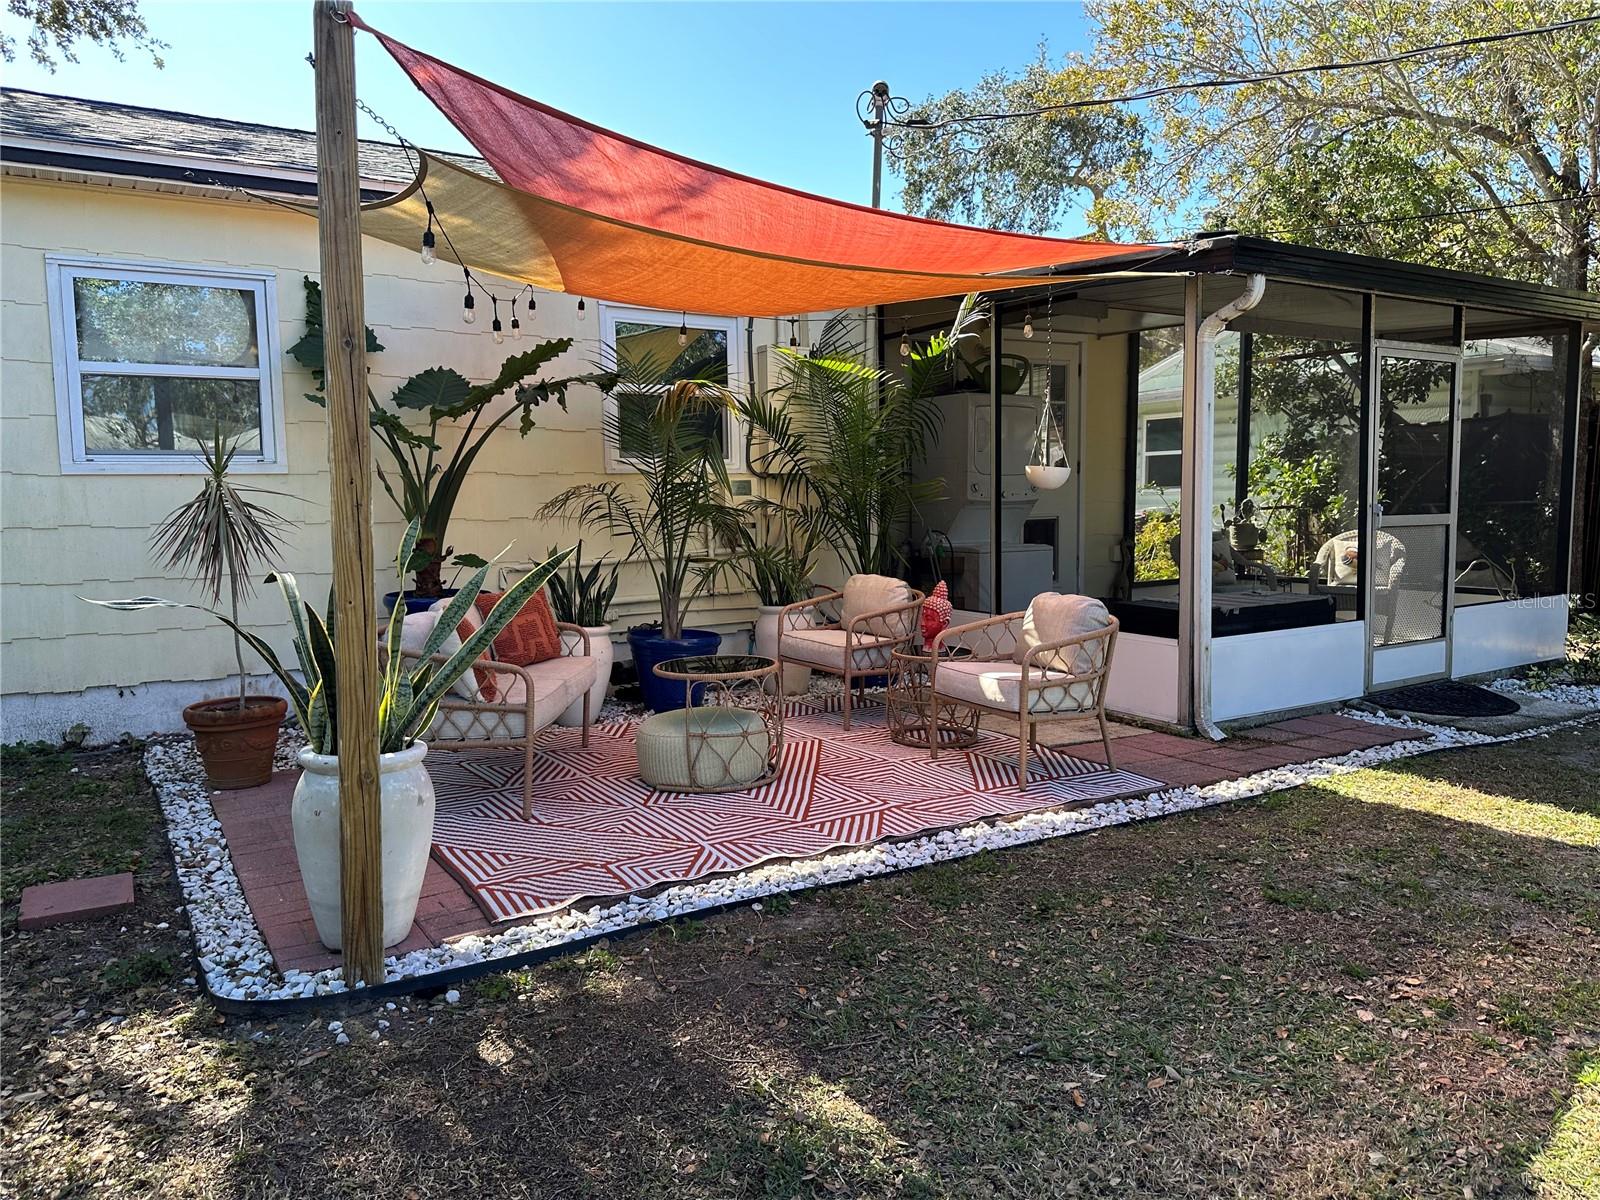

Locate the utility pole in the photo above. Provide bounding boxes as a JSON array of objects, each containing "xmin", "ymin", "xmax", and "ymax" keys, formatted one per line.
[
  {"xmin": 866, "ymin": 80, "xmax": 890, "ymax": 208},
  {"xmin": 313, "ymin": 0, "xmax": 384, "ymax": 986}
]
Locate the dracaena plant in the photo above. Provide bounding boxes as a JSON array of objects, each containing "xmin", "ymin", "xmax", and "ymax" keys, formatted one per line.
[
  {"xmin": 289, "ymin": 277, "xmax": 614, "ymax": 596},
  {"xmin": 149, "ymin": 427, "xmax": 293, "ymax": 710},
  {"xmin": 86, "ymin": 520, "xmax": 573, "ymax": 756}
]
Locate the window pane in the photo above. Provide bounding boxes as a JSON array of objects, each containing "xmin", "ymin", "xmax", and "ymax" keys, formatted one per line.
[
  {"xmin": 81, "ymin": 375, "xmax": 263, "ymax": 454},
  {"xmin": 1377, "ymin": 357, "xmax": 1454, "ymax": 516},
  {"xmin": 1145, "ymin": 453, "xmax": 1182, "ymax": 488},
  {"xmin": 614, "ymin": 392, "xmax": 724, "ymax": 459},
  {"xmin": 1144, "ymin": 416, "xmax": 1182, "ymax": 453},
  {"xmin": 615, "ymin": 320, "xmax": 728, "ymax": 384},
  {"xmin": 73, "ymin": 277, "xmax": 259, "ymax": 367},
  {"xmin": 1456, "ymin": 329, "xmax": 1569, "ymax": 599}
]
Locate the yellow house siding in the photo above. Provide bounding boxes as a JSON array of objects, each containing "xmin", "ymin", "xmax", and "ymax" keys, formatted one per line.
[{"xmin": 0, "ymin": 175, "xmax": 784, "ymax": 734}]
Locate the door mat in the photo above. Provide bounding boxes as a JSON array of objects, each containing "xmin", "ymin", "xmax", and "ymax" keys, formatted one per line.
[
  {"xmin": 427, "ymin": 697, "xmax": 1161, "ymax": 924},
  {"xmin": 1365, "ymin": 680, "xmax": 1520, "ymax": 718}
]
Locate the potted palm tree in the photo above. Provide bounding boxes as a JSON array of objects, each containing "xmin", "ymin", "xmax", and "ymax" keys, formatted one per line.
[
  {"xmin": 151, "ymin": 428, "xmax": 293, "ymax": 789},
  {"xmin": 540, "ymin": 361, "xmax": 743, "ymax": 712},
  {"xmin": 89, "ymin": 521, "xmax": 571, "ymax": 949},
  {"xmin": 545, "ymin": 540, "xmax": 620, "ymax": 726}
]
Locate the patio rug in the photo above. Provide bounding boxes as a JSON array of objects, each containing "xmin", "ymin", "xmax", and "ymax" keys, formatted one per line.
[{"xmin": 427, "ymin": 695, "xmax": 1163, "ymax": 924}]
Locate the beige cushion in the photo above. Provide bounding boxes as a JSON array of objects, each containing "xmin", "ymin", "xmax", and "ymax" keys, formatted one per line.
[
  {"xmin": 431, "ymin": 656, "xmax": 593, "ymax": 741},
  {"xmin": 1014, "ymin": 593, "xmax": 1111, "ymax": 673},
  {"xmin": 842, "ymin": 573, "xmax": 913, "ymax": 637},
  {"xmin": 635, "ymin": 706, "xmax": 771, "ymax": 791},
  {"xmin": 781, "ymin": 626, "xmax": 898, "ymax": 671},
  {"xmin": 934, "ymin": 658, "xmax": 1099, "ymax": 715}
]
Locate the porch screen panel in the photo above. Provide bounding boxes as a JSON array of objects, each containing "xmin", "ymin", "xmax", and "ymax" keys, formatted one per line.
[
  {"xmin": 1372, "ymin": 523, "xmax": 1448, "ymax": 646},
  {"xmin": 1456, "ymin": 317, "xmax": 1573, "ymax": 601}
]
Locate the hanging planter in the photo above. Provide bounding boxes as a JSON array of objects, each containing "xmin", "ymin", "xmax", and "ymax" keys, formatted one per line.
[{"xmin": 1025, "ymin": 386, "xmax": 1072, "ymax": 490}]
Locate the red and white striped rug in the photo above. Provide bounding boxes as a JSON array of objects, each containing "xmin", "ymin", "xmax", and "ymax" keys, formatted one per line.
[{"xmin": 428, "ymin": 696, "xmax": 1161, "ymax": 924}]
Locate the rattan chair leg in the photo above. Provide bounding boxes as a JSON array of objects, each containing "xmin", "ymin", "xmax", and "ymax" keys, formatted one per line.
[
  {"xmin": 521, "ymin": 736, "xmax": 536, "ymax": 821},
  {"xmin": 582, "ymin": 691, "xmax": 591, "ymax": 748},
  {"xmin": 1100, "ymin": 711, "xmax": 1116, "ymax": 771},
  {"xmin": 841, "ymin": 669, "xmax": 853, "ymax": 730},
  {"xmin": 1017, "ymin": 707, "xmax": 1029, "ymax": 793}
]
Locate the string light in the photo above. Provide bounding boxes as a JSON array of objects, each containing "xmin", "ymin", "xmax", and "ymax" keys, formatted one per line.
[
  {"xmin": 576, "ymin": 297, "xmax": 587, "ymax": 322},
  {"xmin": 490, "ymin": 296, "xmax": 504, "ymax": 343},
  {"xmin": 420, "ymin": 199, "xmax": 438, "ymax": 266},
  {"xmin": 461, "ymin": 268, "xmax": 476, "ymax": 325},
  {"xmin": 677, "ymin": 312, "xmax": 689, "ymax": 348},
  {"xmin": 1022, "ymin": 311, "xmax": 1034, "ymax": 339},
  {"xmin": 788, "ymin": 317, "xmax": 799, "ymax": 348},
  {"xmin": 898, "ymin": 321, "xmax": 910, "ymax": 358}
]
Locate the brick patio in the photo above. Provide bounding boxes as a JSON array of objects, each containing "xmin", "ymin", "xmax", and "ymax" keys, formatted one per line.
[{"xmin": 212, "ymin": 712, "xmax": 1418, "ymax": 973}]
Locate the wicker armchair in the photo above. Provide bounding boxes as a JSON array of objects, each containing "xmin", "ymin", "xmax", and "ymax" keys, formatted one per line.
[
  {"xmin": 389, "ymin": 619, "xmax": 596, "ymax": 820},
  {"xmin": 929, "ymin": 600, "xmax": 1119, "ymax": 791},
  {"xmin": 776, "ymin": 574, "xmax": 924, "ymax": 729}
]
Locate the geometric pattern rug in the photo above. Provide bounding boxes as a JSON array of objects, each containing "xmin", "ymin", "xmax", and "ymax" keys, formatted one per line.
[{"xmin": 428, "ymin": 693, "xmax": 1163, "ymax": 924}]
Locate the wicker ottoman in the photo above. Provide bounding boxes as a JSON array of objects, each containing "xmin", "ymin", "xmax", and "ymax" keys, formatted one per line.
[{"xmin": 635, "ymin": 706, "xmax": 773, "ymax": 792}]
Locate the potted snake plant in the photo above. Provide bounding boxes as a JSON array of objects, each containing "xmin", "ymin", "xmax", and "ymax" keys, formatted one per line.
[
  {"xmin": 150, "ymin": 428, "xmax": 294, "ymax": 790},
  {"xmin": 88, "ymin": 520, "xmax": 572, "ymax": 950},
  {"xmin": 544, "ymin": 539, "xmax": 620, "ymax": 726}
]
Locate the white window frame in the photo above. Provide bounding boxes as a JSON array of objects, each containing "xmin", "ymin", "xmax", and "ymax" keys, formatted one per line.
[
  {"xmin": 46, "ymin": 256, "xmax": 286, "ymax": 474},
  {"xmin": 1141, "ymin": 413, "xmax": 1182, "ymax": 489},
  {"xmin": 598, "ymin": 303, "xmax": 747, "ymax": 474}
]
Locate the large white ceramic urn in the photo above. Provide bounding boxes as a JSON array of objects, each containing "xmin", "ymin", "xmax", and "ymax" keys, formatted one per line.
[
  {"xmin": 557, "ymin": 625, "xmax": 613, "ymax": 727},
  {"xmin": 291, "ymin": 741, "xmax": 436, "ymax": 950},
  {"xmin": 754, "ymin": 605, "xmax": 811, "ymax": 696}
]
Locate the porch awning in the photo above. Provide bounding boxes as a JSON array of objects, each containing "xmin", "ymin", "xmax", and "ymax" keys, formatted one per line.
[{"xmin": 348, "ymin": 12, "xmax": 1168, "ymax": 317}]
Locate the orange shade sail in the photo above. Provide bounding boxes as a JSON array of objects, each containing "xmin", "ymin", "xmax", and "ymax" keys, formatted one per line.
[{"xmin": 350, "ymin": 12, "xmax": 1168, "ymax": 316}]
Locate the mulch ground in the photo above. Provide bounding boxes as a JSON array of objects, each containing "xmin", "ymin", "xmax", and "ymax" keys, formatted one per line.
[{"xmin": 2, "ymin": 723, "xmax": 1597, "ymax": 1199}]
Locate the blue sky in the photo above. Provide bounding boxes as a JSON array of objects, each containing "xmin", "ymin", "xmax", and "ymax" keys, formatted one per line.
[{"xmin": 1, "ymin": 1, "xmax": 1097, "ymax": 224}]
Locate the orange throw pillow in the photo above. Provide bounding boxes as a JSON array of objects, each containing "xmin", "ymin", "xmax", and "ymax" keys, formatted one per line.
[
  {"xmin": 474, "ymin": 589, "xmax": 562, "ymax": 666},
  {"xmin": 454, "ymin": 604, "xmax": 498, "ymax": 703}
]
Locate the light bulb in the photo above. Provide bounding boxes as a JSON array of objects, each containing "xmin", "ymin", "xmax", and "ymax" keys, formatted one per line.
[
  {"xmin": 420, "ymin": 227, "xmax": 436, "ymax": 266},
  {"xmin": 510, "ymin": 316, "xmax": 521, "ymax": 339},
  {"xmin": 1022, "ymin": 313, "xmax": 1034, "ymax": 339},
  {"xmin": 576, "ymin": 297, "xmax": 587, "ymax": 322},
  {"xmin": 492, "ymin": 318, "xmax": 504, "ymax": 344},
  {"xmin": 462, "ymin": 292, "xmax": 475, "ymax": 324},
  {"xmin": 898, "ymin": 333, "xmax": 910, "ymax": 358}
]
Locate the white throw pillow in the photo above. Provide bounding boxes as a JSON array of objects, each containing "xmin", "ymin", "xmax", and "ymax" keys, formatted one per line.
[
  {"xmin": 416, "ymin": 602, "xmax": 480, "ymax": 700},
  {"xmin": 1014, "ymin": 593, "xmax": 1111, "ymax": 674},
  {"xmin": 841, "ymin": 573, "xmax": 913, "ymax": 638}
]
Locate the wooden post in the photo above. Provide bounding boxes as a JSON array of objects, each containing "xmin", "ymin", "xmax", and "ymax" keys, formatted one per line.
[{"xmin": 314, "ymin": 0, "xmax": 383, "ymax": 986}]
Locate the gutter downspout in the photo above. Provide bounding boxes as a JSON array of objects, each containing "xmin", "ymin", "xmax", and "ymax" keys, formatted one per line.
[{"xmin": 1188, "ymin": 272, "xmax": 1266, "ymax": 741}]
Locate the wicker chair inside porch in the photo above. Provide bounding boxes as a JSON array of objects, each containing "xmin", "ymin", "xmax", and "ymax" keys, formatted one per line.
[
  {"xmin": 929, "ymin": 596, "xmax": 1119, "ymax": 792},
  {"xmin": 388, "ymin": 611, "xmax": 596, "ymax": 820},
  {"xmin": 776, "ymin": 575, "xmax": 924, "ymax": 729}
]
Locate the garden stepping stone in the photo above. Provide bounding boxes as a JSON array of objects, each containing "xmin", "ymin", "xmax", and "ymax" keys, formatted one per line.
[{"xmin": 18, "ymin": 872, "xmax": 135, "ymax": 929}]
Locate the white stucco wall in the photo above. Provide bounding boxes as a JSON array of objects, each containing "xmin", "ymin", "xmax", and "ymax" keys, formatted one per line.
[{"xmin": 1, "ymin": 176, "xmax": 813, "ymax": 743}]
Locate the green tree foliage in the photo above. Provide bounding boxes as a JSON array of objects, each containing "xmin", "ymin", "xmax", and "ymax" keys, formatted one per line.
[{"xmin": 0, "ymin": 0, "xmax": 164, "ymax": 70}]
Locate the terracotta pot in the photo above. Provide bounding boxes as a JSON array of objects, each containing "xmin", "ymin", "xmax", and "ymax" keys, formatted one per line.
[
  {"xmin": 182, "ymin": 695, "xmax": 288, "ymax": 790},
  {"xmin": 291, "ymin": 742, "xmax": 436, "ymax": 950}
]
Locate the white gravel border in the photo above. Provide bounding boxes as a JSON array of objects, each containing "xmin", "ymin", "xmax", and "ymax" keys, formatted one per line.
[{"xmin": 147, "ymin": 691, "xmax": 1599, "ymax": 1004}]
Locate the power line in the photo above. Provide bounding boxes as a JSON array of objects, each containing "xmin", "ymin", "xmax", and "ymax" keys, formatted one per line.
[
  {"xmin": 892, "ymin": 15, "xmax": 1600, "ymax": 131},
  {"xmin": 1253, "ymin": 191, "xmax": 1599, "ymax": 239}
]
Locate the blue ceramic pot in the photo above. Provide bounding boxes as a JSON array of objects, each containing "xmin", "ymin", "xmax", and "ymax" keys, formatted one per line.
[
  {"xmin": 383, "ymin": 588, "xmax": 459, "ymax": 616},
  {"xmin": 629, "ymin": 626, "xmax": 722, "ymax": 711}
]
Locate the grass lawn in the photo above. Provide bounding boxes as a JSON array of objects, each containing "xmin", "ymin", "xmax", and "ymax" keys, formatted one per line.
[{"xmin": 2, "ymin": 723, "xmax": 1597, "ymax": 1199}]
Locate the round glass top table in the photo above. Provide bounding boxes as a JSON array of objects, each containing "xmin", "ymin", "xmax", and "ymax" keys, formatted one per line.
[{"xmin": 646, "ymin": 654, "xmax": 784, "ymax": 792}]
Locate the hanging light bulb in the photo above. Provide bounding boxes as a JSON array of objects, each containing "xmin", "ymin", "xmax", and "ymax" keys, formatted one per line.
[
  {"xmin": 898, "ymin": 322, "xmax": 911, "ymax": 358},
  {"xmin": 420, "ymin": 201, "xmax": 437, "ymax": 265},
  {"xmin": 509, "ymin": 298, "xmax": 521, "ymax": 339},
  {"xmin": 677, "ymin": 312, "xmax": 689, "ymax": 348},
  {"xmin": 576, "ymin": 297, "xmax": 587, "ymax": 322},
  {"xmin": 461, "ymin": 291, "xmax": 475, "ymax": 325},
  {"xmin": 1022, "ymin": 311, "xmax": 1034, "ymax": 339},
  {"xmin": 491, "ymin": 298, "xmax": 504, "ymax": 344},
  {"xmin": 788, "ymin": 318, "xmax": 799, "ymax": 348}
]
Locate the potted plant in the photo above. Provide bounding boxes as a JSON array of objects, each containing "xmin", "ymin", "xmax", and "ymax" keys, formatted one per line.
[
  {"xmin": 726, "ymin": 514, "xmax": 820, "ymax": 695},
  {"xmin": 740, "ymin": 296, "xmax": 982, "ymax": 577},
  {"xmin": 544, "ymin": 539, "xmax": 620, "ymax": 726},
  {"xmin": 150, "ymin": 428, "xmax": 294, "ymax": 789},
  {"xmin": 540, "ymin": 366, "xmax": 743, "ymax": 712},
  {"xmin": 90, "ymin": 521, "xmax": 572, "ymax": 949},
  {"xmin": 290, "ymin": 278, "xmax": 612, "ymax": 609}
]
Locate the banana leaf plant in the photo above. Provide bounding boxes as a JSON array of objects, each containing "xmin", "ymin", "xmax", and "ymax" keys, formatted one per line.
[
  {"xmin": 85, "ymin": 520, "xmax": 573, "ymax": 756},
  {"xmin": 289, "ymin": 278, "xmax": 614, "ymax": 596}
]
